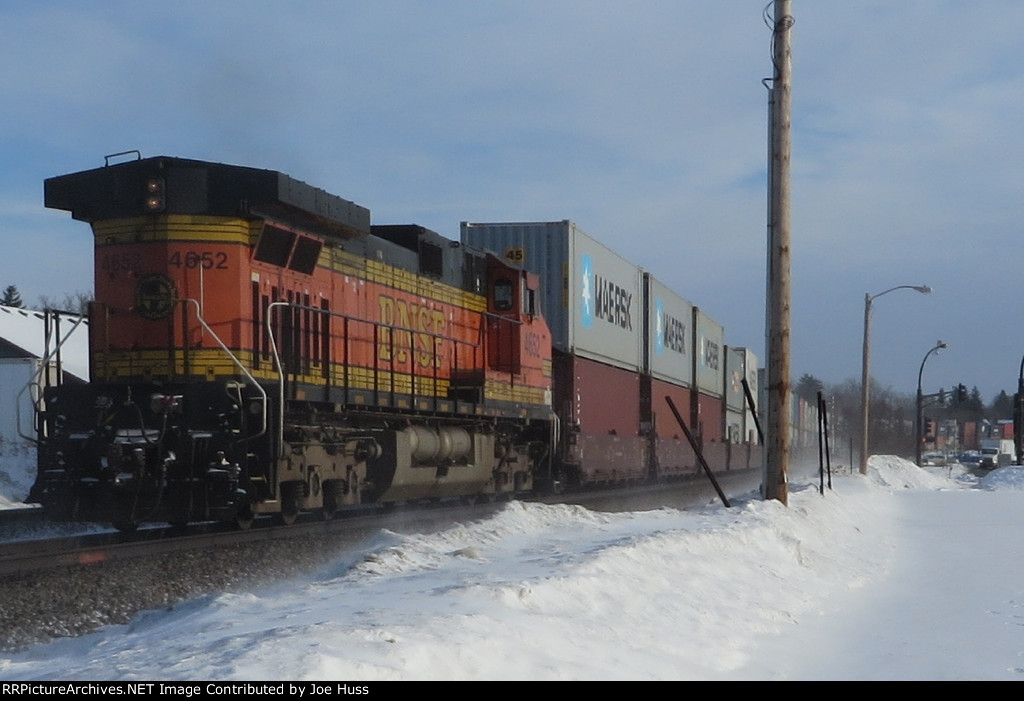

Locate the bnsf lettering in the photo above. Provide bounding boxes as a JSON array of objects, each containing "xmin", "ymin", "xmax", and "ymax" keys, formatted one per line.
[
  {"xmin": 703, "ymin": 339, "xmax": 720, "ymax": 370},
  {"xmin": 378, "ymin": 296, "xmax": 446, "ymax": 368},
  {"xmin": 594, "ymin": 275, "xmax": 632, "ymax": 329},
  {"xmin": 663, "ymin": 314, "xmax": 686, "ymax": 354}
]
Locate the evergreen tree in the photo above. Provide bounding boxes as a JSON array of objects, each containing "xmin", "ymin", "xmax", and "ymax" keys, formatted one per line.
[
  {"xmin": 1, "ymin": 284, "xmax": 23, "ymax": 308},
  {"xmin": 991, "ymin": 390, "xmax": 1014, "ymax": 420},
  {"xmin": 795, "ymin": 373, "xmax": 824, "ymax": 404}
]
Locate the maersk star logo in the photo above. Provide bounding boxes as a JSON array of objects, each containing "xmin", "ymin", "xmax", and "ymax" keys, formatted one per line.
[
  {"xmin": 580, "ymin": 254, "xmax": 593, "ymax": 327},
  {"xmin": 655, "ymin": 298, "xmax": 664, "ymax": 355}
]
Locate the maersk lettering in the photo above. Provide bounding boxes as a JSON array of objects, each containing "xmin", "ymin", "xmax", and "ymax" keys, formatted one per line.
[
  {"xmin": 702, "ymin": 338, "xmax": 720, "ymax": 370},
  {"xmin": 662, "ymin": 314, "xmax": 686, "ymax": 354},
  {"xmin": 594, "ymin": 275, "xmax": 632, "ymax": 329}
]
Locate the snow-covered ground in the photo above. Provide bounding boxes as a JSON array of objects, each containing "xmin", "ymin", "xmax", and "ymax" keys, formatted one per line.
[
  {"xmin": 2, "ymin": 454, "xmax": 1024, "ymax": 681},
  {"xmin": 0, "ymin": 446, "xmax": 34, "ymax": 510}
]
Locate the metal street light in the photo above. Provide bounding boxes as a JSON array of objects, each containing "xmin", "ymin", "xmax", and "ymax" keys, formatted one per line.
[
  {"xmin": 1016, "ymin": 355, "xmax": 1024, "ymax": 465},
  {"xmin": 916, "ymin": 340, "xmax": 948, "ymax": 466},
  {"xmin": 860, "ymin": 284, "xmax": 931, "ymax": 474}
]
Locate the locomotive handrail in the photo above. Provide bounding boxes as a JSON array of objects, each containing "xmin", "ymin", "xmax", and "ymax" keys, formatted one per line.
[
  {"xmin": 17, "ymin": 310, "xmax": 88, "ymax": 444},
  {"xmin": 182, "ymin": 298, "xmax": 268, "ymax": 441},
  {"xmin": 264, "ymin": 300, "xmax": 290, "ymax": 460},
  {"xmin": 263, "ymin": 300, "xmax": 495, "ymax": 458}
]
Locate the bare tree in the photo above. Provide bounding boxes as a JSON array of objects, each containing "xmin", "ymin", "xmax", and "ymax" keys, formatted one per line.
[{"xmin": 36, "ymin": 291, "xmax": 92, "ymax": 315}]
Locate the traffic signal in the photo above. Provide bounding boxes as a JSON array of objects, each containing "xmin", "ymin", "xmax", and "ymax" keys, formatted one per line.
[
  {"xmin": 957, "ymin": 383, "xmax": 967, "ymax": 402},
  {"xmin": 939, "ymin": 388, "xmax": 946, "ymax": 405}
]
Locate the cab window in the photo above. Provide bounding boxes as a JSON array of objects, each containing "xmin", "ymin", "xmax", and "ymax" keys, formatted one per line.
[
  {"xmin": 522, "ymin": 283, "xmax": 536, "ymax": 316},
  {"xmin": 493, "ymin": 279, "xmax": 514, "ymax": 311}
]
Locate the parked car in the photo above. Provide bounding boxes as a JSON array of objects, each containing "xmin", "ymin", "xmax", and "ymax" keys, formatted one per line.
[
  {"xmin": 958, "ymin": 451, "xmax": 982, "ymax": 467},
  {"xmin": 921, "ymin": 452, "xmax": 948, "ymax": 466}
]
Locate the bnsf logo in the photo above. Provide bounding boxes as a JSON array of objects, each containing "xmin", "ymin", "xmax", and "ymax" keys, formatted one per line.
[{"xmin": 378, "ymin": 295, "xmax": 446, "ymax": 368}]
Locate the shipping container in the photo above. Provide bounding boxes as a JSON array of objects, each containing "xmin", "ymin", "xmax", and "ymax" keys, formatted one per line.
[
  {"xmin": 461, "ymin": 220, "xmax": 643, "ymax": 372},
  {"xmin": 693, "ymin": 307, "xmax": 724, "ymax": 398},
  {"xmin": 552, "ymin": 352, "xmax": 646, "ymax": 484},
  {"xmin": 724, "ymin": 346, "xmax": 745, "ymax": 412},
  {"xmin": 643, "ymin": 273, "xmax": 693, "ymax": 387},
  {"xmin": 725, "ymin": 346, "xmax": 761, "ymax": 443},
  {"xmin": 695, "ymin": 393, "xmax": 725, "ymax": 444},
  {"xmin": 962, "ymin": 421, "xmax": 978, "ymax": 450},
  {"xmin": 649, "ymin": 377, "xmax": 697, "ymax": 479},
  {"xmin": 725, "ymin": 408, "xmax": 744, "ymax": 444}
]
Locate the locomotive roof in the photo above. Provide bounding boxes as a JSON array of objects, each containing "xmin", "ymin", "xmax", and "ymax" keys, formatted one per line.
[{"xmin": 44, "ymin": 155, "xmax": 371, "ymax": 240}]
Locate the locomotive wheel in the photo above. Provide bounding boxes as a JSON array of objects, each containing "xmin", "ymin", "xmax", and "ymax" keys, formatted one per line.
[
  {"xmin": 50, "ymin": 492, "xmax": 81, "ymax": 521},
  {"xmin": 277, "ymin": 496, "xmax": 299, "ymax": 525},
  {"xmin": 234, "ymin": 505, "xmax": 255, "ymax": 530},
  {"xmin": 112, "ymin": 497, "xmax": 140, "ymax": 532},
  {"xmin": 277, "ymin": 506, "xmax": 298, "ymax": 526},
  {"xmin": 277, "ymin": 482, "xmax": 305, "ymax": 525},
  {"xmin": 322, "ymin": 494, "xmax": 338, "ymax": 520}
]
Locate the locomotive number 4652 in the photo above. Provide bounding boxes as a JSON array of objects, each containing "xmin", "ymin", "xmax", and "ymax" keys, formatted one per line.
[{"xmin": 168, "ymin": 251, "xmax": 229, "ymax": 269}]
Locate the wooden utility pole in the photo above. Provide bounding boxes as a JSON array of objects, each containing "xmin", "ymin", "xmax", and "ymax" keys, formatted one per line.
[{"xmin": 764, "ymin": 0, "xmax": 793, "ymax": 504}]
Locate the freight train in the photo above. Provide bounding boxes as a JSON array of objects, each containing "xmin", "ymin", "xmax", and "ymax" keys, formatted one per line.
[{"xmin": 27, "ymin": 154, "xmax": 762, "ymax": 530}]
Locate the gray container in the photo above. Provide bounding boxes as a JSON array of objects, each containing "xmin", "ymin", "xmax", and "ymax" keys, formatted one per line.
[
  {"xmin": 461, "ymin": 220, "xmax": 642, "ymax": 371},
  {"xmin": 693, "ymin": 307, "xmax": 724, "ymax": 398},
  {"xmin": 644, "ymin": 273, "xmax": 693, "ymax": 387},
  {"xmin": 724, "ymin": 345, "xmax": 746, "ymax": 412},
  {"xmin": 733, "ymin": 346, "xmax": 761, "ymax": 442}
]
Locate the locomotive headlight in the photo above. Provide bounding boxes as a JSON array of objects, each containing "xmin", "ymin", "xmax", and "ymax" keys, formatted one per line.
[{"xmin": 144, "ymin": 176, "xmax": 165, "ymax": 212}]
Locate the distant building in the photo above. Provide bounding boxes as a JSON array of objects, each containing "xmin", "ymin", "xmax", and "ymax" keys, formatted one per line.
[
  {"xmin": 0, "ymin": 306, "xmax": 89, "ymax": 500},
  {"xmin": 0, "ymin": 305, "xmax": 89, "ymax": 382}
]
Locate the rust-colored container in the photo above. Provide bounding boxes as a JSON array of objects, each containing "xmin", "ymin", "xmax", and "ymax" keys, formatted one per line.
[
  {"xmin": 650, "ymin": 377, "xmax": 697, "ymax": 479},
  {"xmin": 553, "ymin": 352, "xmax": 646, "ymax": 484}
]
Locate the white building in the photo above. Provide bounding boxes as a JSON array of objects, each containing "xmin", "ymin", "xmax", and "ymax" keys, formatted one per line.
[{"xmin": 0, "ymin": 305, "xmax": 89, "ymax": 503}]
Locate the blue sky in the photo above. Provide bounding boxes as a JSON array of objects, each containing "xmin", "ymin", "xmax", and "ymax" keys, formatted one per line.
[{"xmin": 2, "ymin": 1, "xmax": 1023, "ymax": 402}]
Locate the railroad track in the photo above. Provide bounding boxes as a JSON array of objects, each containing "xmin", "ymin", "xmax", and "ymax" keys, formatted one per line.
[
  {"xmin": 0, "ymin": 469, "xmax": 762, "ymax": 577},
  {"xmin": 0, "ymin": 471, "xmax": 763, "ymax": 651}
]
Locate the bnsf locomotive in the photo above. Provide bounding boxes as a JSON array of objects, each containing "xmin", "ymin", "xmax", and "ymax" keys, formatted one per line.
[{"xmin": 30, "ymin": 154, "xmax": 761, "ymax": 530}]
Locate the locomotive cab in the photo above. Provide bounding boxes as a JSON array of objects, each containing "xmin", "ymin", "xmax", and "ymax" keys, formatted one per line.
[{"xmin": 486, "ymin": 255, "xmax": 549, "ymax": 382}]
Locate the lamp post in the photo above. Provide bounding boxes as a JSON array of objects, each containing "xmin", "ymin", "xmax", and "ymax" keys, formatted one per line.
[
  {"xmin": 1016, "ymin": 355, "xmax": 1024, "ymax": 465},
  {"xmin": 916, "ymin": 340, "xmax": 948, "ymax": 466},
  {"xmin": 860, "ymin": 284, "xmax": 931, "ymax": 474}
]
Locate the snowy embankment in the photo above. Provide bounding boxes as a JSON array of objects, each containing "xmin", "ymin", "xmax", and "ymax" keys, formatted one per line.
[{"xmin": 6, "ymin": 454, "xmax": 1021, "ymax": 680}]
